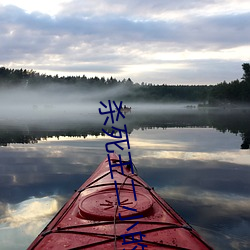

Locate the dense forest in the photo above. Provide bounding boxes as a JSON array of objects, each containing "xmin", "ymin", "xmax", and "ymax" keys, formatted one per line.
[{"xmin": 0, "ymin": 63, "xmax": 250, "ymax": 104}]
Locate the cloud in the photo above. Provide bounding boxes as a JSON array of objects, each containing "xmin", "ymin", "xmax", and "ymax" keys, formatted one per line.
[
  {"xmin": 0, "ymin": 1, "xmax": 250, "ymax": 84},
  {"xmin": 58, "ymin": 0, "xmax": 245, "ymax": 19}
]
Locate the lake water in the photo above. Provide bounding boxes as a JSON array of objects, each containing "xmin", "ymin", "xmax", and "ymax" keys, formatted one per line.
[{"xmin": 0, "ymin": 104, "xmax": 250, "ymax": 249}]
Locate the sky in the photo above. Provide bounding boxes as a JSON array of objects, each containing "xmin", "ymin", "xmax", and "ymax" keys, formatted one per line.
[{"xmin": 0, "ymin": 0, "xmax": 250, "ymax": 85}]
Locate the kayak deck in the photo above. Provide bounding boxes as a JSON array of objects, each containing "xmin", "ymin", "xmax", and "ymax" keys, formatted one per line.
[{"xmin": 28, "ymin": 153, "xmax": 213, "ymax": 249}]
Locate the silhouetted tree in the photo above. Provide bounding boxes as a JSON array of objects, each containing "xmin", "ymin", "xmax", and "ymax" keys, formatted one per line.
[{"xmin": 242, "ymin": 63, "xmax": 250, "ymax": 83}]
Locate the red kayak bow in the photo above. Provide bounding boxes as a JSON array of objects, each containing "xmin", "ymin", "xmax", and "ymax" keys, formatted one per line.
[{"xmin": 28, "ymin": 153, "xmax": 213, "ymax": 249}]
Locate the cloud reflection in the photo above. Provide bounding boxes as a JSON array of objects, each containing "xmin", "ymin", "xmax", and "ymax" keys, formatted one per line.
[
  {"xmin": 0, "ymin": 125, "xmax": 249, "ymax": 249},
  {"xmin": 128, "ymin": 128, "xmax": 249, "ymax": 166},
  {"xmin": 156, "ymin": 186, "xmax": 250, "ymax": 249},
  {"xmin": 0, "ymin": 196, "xmax": 59, "ymax": 229},
  {"xmin": 157, "ymin": 186, "xmax": 250, "ymax": 216},
  {"xmin": 0, "ymin": 196, "xmax": 62, "ymax": 249},
  {"xmin": 152, "ymin": 150, "xmax": 250, "ymax": 167}
]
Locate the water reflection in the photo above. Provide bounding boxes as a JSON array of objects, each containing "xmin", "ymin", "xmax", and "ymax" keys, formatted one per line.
[
  {"xmin": 0, "ymin": 196, "xmax": 62, "ymax": 250},
  {"xmin": 0, "ymin": 108, "xmax": 250, "ymax": 249},
  {"xmin": 1, "ymin": 196, "xmax": 59, "ymax": 228},
  {"xmin": 0, "ymin": 108, "xmax": 250, "ymax": 149}
]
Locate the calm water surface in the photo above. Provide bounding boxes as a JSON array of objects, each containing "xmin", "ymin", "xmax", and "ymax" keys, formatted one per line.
[{"xmin": 0, "ymin": 106, "xmax": 250, "ymax": 249}]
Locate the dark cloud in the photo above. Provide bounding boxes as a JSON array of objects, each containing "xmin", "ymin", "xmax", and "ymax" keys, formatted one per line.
[
  {"xmin": 0, "ymin": 2, "xmax": 249, "ymax": 83},
  {"xmin": 185, "ymin": 13, "xmax": 250, "ymax": 49},
  {"xmin": 1, "ymin": 4, "xmax": 249, "ymax": 48}
]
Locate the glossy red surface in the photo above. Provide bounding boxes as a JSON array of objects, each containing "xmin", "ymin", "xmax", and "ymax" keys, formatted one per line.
[{"xmin": 28, "ymin": 153, "xmax": 213, "ymax": 249}]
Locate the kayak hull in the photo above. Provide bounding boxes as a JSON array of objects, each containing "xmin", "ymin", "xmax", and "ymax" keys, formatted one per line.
[{"xmin": 28, "ymin": 153, "xmax": 213, "ymax": 249}]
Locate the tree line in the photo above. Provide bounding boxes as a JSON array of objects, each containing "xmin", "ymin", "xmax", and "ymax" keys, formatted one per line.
[
  {"xmin": 208, "ymin": 63, "xmax": 250, "ymax": 105},
  {"xmin": 0, "ymin": 63, "xmax": 249, "ymax": 104},
  {"xmin": 1, "ymin": 109, "xmax": 249, "ymax": 148}
]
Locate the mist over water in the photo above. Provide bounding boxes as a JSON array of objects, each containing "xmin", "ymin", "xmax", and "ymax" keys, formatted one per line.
[
  {"xmin": 0, "ymin": 84, "xmax": 197, "ymax": 125},
  {"xmin": 0, "ymin": 85, "xmax": 99, "ymax": 121},
  {"xmin": 0, "ymin": 84, "xmax": 250, "ymax": 249},
  {"xmin": 1, "ymin": 84, "xmax": 250, "ymax": 148}
]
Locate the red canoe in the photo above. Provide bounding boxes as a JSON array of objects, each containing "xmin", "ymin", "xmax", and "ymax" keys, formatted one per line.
[{"xmin": 28, "ymin": 153, "xmax": 213, "ymax": 249}]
